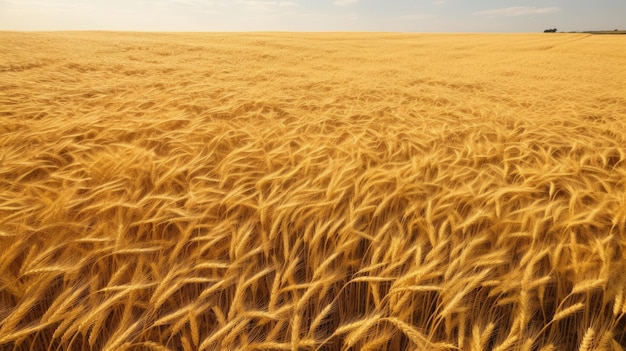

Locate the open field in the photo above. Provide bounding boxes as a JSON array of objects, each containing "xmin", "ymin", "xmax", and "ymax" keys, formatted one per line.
[{"xmin": 1, "ymin": 32, "xmax": 626, "ymax": 350}]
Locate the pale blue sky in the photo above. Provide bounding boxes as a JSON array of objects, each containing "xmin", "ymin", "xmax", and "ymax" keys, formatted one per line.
[{"xmin": 0, "ymin": 0, "xmax": 624, "ymax": 32}]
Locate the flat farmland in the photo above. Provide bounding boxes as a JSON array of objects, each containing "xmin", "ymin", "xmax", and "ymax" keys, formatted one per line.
[{"xmin": 1, "ymin": 32, "xmax": 626, "ymax": 350}]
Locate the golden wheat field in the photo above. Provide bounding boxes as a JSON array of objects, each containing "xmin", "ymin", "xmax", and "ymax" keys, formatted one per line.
[{"xmin": 1, "ymin": 31, "xmax": 626, "ymax": 351}]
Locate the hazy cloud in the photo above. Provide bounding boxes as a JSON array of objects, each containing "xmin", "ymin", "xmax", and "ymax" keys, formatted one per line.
[
  {"xmin": 1, "ymin": 0, "xmax": 93, "ymax": 10},
  {"xmin": 171, "ymin": 0, "xmax": 215, "ymax": 7},
  {"xmin": 400, "ymin": 13, "xmax": 436, "ymax": 21},
  {"xmin": 474, "ymin": 6, "xmax": 561, "ymax": 17},
  {"xmin": 278, "ymin": 1, "xmax": 298, "ymax": 8},
  {"xmin": 235, "ymin": 1, "xmax": 298, "ymax": 12},
  {"xmin": 333, "ymin": 0, "xmax": 358, "ymax": 7},
  {"xmin": 2, "ymin": 0, "xmax": 621, "ymax": 32},
  {"xmin": 167, "ymin": 0, "xmax": 225, "ymax": 12}
]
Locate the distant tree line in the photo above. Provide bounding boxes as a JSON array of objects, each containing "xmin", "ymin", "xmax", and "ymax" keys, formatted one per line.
[{"xmin": 544, "ymin": 28, "xmax": 558, "ymax": 33}]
